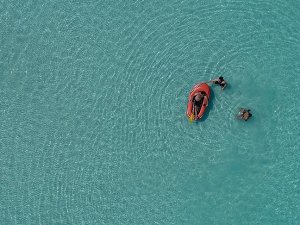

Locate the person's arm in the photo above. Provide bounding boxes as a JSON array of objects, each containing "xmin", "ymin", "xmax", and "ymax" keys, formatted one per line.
[
  {"xmin": 203, "ymin": 96, "xmax": 208, "ymax": 106},
  {"xmin": 221, "ymin": 82, "xmax": 227, "ymax": 90}
]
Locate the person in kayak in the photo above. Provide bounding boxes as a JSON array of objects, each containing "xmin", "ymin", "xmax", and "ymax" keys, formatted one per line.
[
  {"xmin": 237, "ymin": 108, "xmax": 252, "ymax": 121},
  {"xmin": 209, "ymin": 76, "xmax": 227, "ymax": 90},
  {"xmin": 193, "ymin": 92, "xmax": 208, "ymax": 119}
]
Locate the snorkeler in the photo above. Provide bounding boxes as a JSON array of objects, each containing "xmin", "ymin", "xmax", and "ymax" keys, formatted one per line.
[
  {"xmin": 237, "ymin": 108, "xmax": 252, "ymax": 121},
  {"xmin": 209, "ymin": 76, "xmax": 227, "ymax": 90}
]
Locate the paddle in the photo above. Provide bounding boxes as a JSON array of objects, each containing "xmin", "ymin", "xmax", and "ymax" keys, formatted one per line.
[
  {"xmin": 189, "ymin": 113, "xmax": 194, "ymax": 123},
  {"xmin": 188, "ymin": 101, "xmax": 195, "ymax": 123}
]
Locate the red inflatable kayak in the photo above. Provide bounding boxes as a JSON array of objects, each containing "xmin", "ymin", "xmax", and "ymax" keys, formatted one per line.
[{"xmin": 186, "ymin": 83, "xmax": 210, "ymax": 120}]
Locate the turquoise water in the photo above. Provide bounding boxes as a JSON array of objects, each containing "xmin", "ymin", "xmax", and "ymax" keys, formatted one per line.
[{"xmin": 1, "ymin": 0, "xmax": 300, "ymax": 224}]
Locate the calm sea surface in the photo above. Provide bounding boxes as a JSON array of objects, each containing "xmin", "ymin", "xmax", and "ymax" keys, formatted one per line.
[{"xmin": 1, "ymin": 1, "xmax": 300, "ymax": 224}]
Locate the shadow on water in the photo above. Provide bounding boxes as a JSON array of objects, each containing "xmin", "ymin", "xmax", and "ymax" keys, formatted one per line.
[{"xmin": 196, "ymin": 86, "xmax": 215, "ymax": 123}]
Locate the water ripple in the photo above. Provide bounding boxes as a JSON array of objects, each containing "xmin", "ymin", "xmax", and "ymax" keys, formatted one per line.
[{"xmin": 1, "ymin": 0, "xmax": 300, "ymax": 224}]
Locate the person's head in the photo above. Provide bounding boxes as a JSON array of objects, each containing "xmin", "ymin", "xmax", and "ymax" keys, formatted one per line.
[
  {"xmin": 195, "ymin": 93, "xmax": 202, "ymax": 101},
  {"xmin": 219, "ymin": 76, "xmax": 224, "ymax": 81}
]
